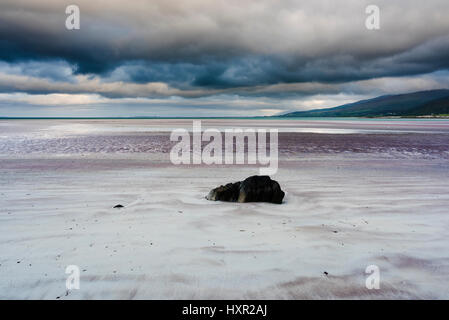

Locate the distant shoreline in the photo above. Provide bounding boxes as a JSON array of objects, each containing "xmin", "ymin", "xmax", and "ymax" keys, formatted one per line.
[{"xmin": 1, "ymin": 115, "xmax": 449, "ymax": 120}]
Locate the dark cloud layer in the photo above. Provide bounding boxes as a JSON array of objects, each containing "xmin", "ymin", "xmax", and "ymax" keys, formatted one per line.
[
  {"xmin": 1, "ymin": 1, "xmax": 449, "ymax": 87},
  {"xmin": 0, "ymin": 0, "xmax": 449, "ymax": 116}
]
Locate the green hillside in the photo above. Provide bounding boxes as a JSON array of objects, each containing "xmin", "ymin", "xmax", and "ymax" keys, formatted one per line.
[{"xmin": 282, "ymin": 89, "xmax": 449, "ymax": 117}]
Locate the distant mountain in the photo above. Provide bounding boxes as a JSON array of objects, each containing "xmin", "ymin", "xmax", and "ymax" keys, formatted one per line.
[{"xmin": 282, "ymin": 89, "xmax": 449, "ymax": 117}]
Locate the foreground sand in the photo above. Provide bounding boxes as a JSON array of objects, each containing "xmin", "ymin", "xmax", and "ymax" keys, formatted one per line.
[{"xmin": 1, "ymin": 119, "xmax": 449, "ymax": 299}]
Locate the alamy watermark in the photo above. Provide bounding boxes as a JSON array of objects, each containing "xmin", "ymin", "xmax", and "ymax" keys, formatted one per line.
[
  {"xmin": 365, "ymin": 264, "xmax": 380, "ymax": 289},
  {"xmin": 365, "ymin": 5, "xmax": 380, "ymax": 30},
  {"xmin": 170, "ymin": 121, "xmax": 278, "ymax": 175},
  {"xmin": 65, "ymin": 265, "xmax": 80, "ymax": 290},
  {"xmin": 65, "ymin": 5, "xmax": 80, "ymax": 30}
]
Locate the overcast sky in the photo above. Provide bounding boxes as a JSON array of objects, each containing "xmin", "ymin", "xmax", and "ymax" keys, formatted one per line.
[{"xmin": 1, "ymin": 0, "xmax": 449, "ymax": 117}]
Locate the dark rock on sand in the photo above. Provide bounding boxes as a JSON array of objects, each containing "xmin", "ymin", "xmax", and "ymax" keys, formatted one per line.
[
  {"xmin": 206, "ymin": 175, "xmax": 285, "ymax": 204},
  {"xmin": 206, "ymin": 181, "xmax": 241, "ymax": 202},
  {"xmin": 113, "ymin": 204, "xmax": 124, "ymax": 208}
]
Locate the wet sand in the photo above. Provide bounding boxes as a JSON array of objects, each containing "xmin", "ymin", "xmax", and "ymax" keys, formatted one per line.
[{"xmin": 1, "ymin": 119, "xmax": 449, "ymax": 299}]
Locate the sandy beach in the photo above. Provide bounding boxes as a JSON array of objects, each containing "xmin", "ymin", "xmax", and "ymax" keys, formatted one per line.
[{"xmin": 1, "ymin": 119, "xmax": 449, "ymax": 299}]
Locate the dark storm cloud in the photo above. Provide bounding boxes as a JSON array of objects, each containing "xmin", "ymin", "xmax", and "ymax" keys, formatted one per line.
[
  {"xmin": 0, "ymin": 0, "xmax": 449, "ymax": 102},
  {"xmin": 0, "ymin": 60, "xmax": 75, "ymax": 83}
]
